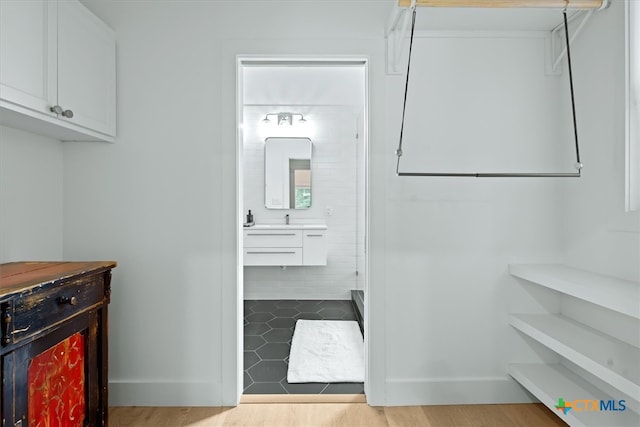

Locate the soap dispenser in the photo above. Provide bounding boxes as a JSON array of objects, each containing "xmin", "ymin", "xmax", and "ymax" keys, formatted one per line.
[{"xmin": 244, "ymin": 210, "xmax": 254, "ymax": 227}]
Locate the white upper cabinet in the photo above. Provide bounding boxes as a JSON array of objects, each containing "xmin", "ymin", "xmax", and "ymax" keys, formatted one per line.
[
  {"xmin": 0, "ymin": 0, "xmax": 57, "ymax": 117},
  {"xmin": 0, "ymin": 0, "xmax": 116, "ymax": 142},
  {"xmin": 57, "ymin": 1, "xmax": 115, "ymax": 138}
]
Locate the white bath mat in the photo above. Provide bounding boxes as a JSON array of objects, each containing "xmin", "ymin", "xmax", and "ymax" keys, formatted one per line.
[{"xmin": 287, "ymin": 319, "xmax": 364, "ymax": 383}]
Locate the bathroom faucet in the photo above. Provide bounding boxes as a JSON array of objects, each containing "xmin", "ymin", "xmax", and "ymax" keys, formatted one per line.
[{"xmin": 285, "ymin": 214, "xmax": 289, "ymax": 225}]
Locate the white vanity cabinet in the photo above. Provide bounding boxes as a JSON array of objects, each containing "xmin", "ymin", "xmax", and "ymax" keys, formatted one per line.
[
  {"xmin": 243, "ymin": 225, "xmax": 327, "ymax": 266},
  {"xmin": 302, "ymin": 230, "xmax": 328, "ymax": 266},
  {"xmin": 243, "ymin": 229, "xmax": 303, "ymax": 266},
  {"xmin": 0, "ymin": 0, "xmax": 115, "ymax": 142}
]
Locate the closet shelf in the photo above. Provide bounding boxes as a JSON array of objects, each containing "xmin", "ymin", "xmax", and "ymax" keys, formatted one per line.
[
  {"xmin": 510, "ymin": 313, "xmax": 640, "ymax": 400},
  {"xmin": 509, "ymin": 264, "xmax": 640, "ymax": 319},
  {"xmin": 398, "ymin": 0, "xmax": 605, "ymax": 8},
  {"xmin": 509, "ymin": 363, "xmax": 640, "ymax": 427}
]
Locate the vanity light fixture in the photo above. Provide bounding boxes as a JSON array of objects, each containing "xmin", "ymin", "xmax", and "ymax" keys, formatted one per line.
[{"xmin": 261, "ymin": 112, "xmax": 306, "ymax": 125}]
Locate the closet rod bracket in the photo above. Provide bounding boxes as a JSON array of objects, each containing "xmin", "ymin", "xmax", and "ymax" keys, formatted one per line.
[
  {"xmin": 386, "ymin": 1, "xmax": 417, "ymax": 74},
  {"xmin": 547, "ymin": 8, "xmax": 594, "ymax": 75}
]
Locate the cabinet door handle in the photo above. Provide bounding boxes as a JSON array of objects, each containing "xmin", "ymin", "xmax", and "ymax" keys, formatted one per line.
[
  {"xmin": 246, "ymin": 251, "xmax": 296, "ymax": 254},
  {"xmin": 2, "ymin": 308, "xmax": 12, "ymax": 345},
  {"xmin": 306, "ymin": 234, "xmax": 324, "ymax": 237},
  {"xmin": 247, "ymin": 233, "xmax": 296, "ymax": 236},
  {"xmin": 50, "ymin": 105, "xmax": 63, "ymax": 115},
  {"xmin": 58, "ymin": 296, "xmax": 78, "ymax": 306},
  {"xmin": 50, "ymin": 106, "xmax": 74, "ymax": 118}
]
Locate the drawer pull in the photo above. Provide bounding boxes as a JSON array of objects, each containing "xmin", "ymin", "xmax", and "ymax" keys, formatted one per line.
[
  {"xmin": 2, "ymin": 309, "xmax": 11, "ymax": 345},
  {"xmin": 11, "ymin": 325, "xmax": 30, "ymax": 335},
  {"xmin": 246, "ymin": 233, "xmax": 296, "ymax": 236},
  {"xmin": 306, "ymin": 234, "xmax": 324, "ymax": 237},
  {"xmin": 246, "ymin": 251, "xmax": 296, "ymax": 254},
  {"xmin": 58, "ymin": 296, "xmax": 79, "ymax": 306}
]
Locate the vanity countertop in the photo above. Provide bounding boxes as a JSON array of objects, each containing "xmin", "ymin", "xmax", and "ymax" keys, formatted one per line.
[{"xmin": 247, "ymin": 224, "xmax": 327, "ymax": 230}]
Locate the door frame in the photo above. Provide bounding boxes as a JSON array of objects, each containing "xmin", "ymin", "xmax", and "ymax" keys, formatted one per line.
[{"xmin": 235, "ymin": 56, "xmax": 371, "ymax": 401}]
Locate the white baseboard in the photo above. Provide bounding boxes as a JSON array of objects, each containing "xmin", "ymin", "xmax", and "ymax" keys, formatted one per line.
[
  {"xmin": 384, "ymin": 377, "xmax": 536, "ymax": 406},
  {"xmin": 109, "ymin": 378, "xmax": 535, "ymax": 407},
  {"xmin": 109, "ymin": 381, "xmax": 222, "ymax": 406}
]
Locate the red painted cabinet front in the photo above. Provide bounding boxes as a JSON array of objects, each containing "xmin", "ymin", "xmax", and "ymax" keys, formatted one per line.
[{"xmin": 28, "ymin": 333, "xmax": 86, "ymax": 426}]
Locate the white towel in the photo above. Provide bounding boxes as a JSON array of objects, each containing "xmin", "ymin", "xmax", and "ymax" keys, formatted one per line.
[{"xmin": 287, "ymin": 319, "xmax": 364, "ymax": 383}]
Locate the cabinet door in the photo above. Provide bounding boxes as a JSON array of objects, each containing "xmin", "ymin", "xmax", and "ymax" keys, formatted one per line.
[
  {"xmin": 303, "ymin": 230, "xmax": 327, "ymax": 266},
  {"xmin": 57, "ymin": 0, "xmax": 116, "ymax": 137},
  {"xmin": 0, "ymin": 0, "xmax": 57, "ymax": 115},
  {"xmin": 4, "ymin": 310, "xmax": 102, "ymax": 427}
]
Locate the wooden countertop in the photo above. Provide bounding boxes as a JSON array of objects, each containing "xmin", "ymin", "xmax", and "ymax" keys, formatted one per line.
[{"xmin": 0, "ymin": 261, "xmax": 117, "ymax": 296}]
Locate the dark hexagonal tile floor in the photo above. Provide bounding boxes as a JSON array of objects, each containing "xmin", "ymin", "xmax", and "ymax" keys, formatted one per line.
[
  {"xmin": 256, "ymin": 343, "xmax": 290, "ymax": 360},
  {"xmin": 295, "ymin": 312, "xmax": 322, "ymax": 320},
  {"xmin": 247, "ymin": 360, "xmax": 287, "ymax": 382},
  {"xmin": 262, "ymin": 328, "xmax": 293, "ymax": 343},
  {"xmin": 296, "ymin": 301, "xmax": 323, "ymax": 312},
  {"xmin": 267, "ymin": 317, "xmax": 296, "ymax": 329},
  {"xmin": 273, "ymin": 308, "xmax": 300, "ymax": 318},
  {"xmin": 244, "ymin": 322, "xmax": 271, "ymax": 336},
  {"xmin": 244, "ymin": 351, "xmax": 260, "ymax": 370},
  {"xmin": 250, "ymin": 301, "xmax": 279, "ymax": 313},
  {"xmin": 243, "ymin": 299, "xmax": 363, "ymax": 395},
  {"xmin": 246, "ymin": 312, "xmax": 274, "ymax": 323},
  {"xmin": 275, "ymin": 300, "xmax": 301, "ymax": 308},
  {"xmin": 318, "ymin": 308, "xmax": 349, "ymax": 319},
  {"xmin": 244, "ymin": 335, "xmax": 266, "ymax": 351}
]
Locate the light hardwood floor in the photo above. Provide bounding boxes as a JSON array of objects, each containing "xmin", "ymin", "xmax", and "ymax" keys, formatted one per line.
[{"xmin": 109, "ymin": 403, "xmax": 567, "ymax": 426}]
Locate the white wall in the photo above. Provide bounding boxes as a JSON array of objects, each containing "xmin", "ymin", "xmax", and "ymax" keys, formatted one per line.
[
  {"xmin": 64, "ymin": 0, "xmax": 633, "ymax": 408},
  {"xmin": 563, "ymin": 0, "xmax": 639, "ymax": 282},
  {"xmin": 383, "ymin": 31, "xmax": 568, "ymax": 404},
  {"xmin": 69, "ymin": 0, "xmax": 389, "ymax": 406},
  {"xmin": 559, "ymin": 1, "xmax": 640, "ymax": 408},
  {"xmin": 0, "ymin": 125, "xmax": 63, "ymax": 262}
]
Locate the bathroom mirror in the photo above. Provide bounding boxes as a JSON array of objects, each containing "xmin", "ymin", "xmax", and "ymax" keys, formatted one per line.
[{"xmin": 264, "ymin": 137, "xmax": 312, "ymax": 209}]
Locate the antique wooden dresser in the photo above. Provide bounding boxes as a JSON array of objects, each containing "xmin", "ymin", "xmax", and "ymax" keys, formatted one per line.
[{"xmin": 0, "ymin": 261, "xmax": 116, "ymax": 427}]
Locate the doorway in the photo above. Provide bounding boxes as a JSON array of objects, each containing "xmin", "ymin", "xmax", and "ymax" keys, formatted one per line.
[{"xmin": 236, "ymin": 58, "xmax": 369, "ymax": 398}]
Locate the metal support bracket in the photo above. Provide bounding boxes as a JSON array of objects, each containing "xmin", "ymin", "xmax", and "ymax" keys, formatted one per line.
[
  {"xmin": 386, "ymin": 1, "xmax": 416, "ymax": 74},
  {"xmin": 546, "ymin": 9, "xmax": 593, "ymax": 75},
  {"xmin": 553, "ymin": 0, "xmax": 611, "ymax": 71}
]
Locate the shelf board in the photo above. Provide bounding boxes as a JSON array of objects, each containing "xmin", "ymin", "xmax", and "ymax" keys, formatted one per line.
[
  {"xmin": 509, "ymin": 264, "xmax": 640, "ymax": 319},
  {"xmin": 509, "ymin": 363, "xmax": 640, "ymax": 427},
  {"xmin": 400, "ymin": 0, "xmax": 605, "ymax": 8},
  {"xmin": 510, "ymin": 313, "xmax": 640, "ymax": 400}
]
